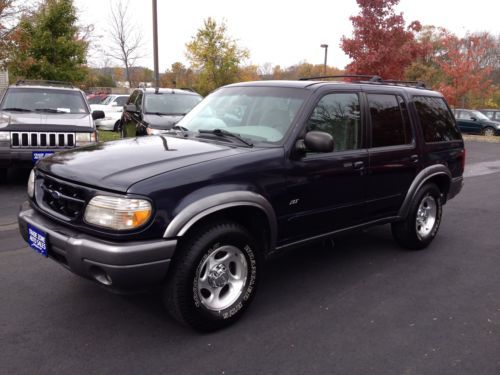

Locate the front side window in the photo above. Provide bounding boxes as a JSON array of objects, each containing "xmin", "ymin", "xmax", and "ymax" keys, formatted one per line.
[
  {"xmin": 414, "ymin": 96, "xmax": 461, "ymax": 142},
  {"xmin": 1, "ymin": 88, "xmax": 88, "ymax": 114},
  {"xmin": 115, "ymin": 96, "xmax": 128, "ymax": 106},
  {"xmin": 144, "ymin": 93, "xmax": 202, "ymax": 115},
  {"xmin": 177, "ymin": 87, "xmax": 307, "ymax": 144},
  {"xmin": 368, "ymin": 94, "xmax": 412, "ymax": 147},
  {"xmin": 306, "ymin": 93, "xmax": 361, "ymax": 152}
]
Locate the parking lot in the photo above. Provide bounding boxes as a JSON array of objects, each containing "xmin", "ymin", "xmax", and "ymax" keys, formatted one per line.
[{"xmin": 1, "ymin": 140, "xmax": 499, "ymax": 375}]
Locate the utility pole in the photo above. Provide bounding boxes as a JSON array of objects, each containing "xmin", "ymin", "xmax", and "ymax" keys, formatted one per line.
[
  {"xmin": 152, "ymin": 0, "xmax": 160, "ymax": 91},
  {"xmin": 320, "ymin": 44, "xmax": 328, "ymax": 76}
]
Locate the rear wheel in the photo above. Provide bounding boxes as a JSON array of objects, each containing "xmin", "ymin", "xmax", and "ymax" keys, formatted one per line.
[
  {"xmin": 483, "ymin": 127, "xmax": 495, "ymax": 136},
  {"xmin": 113, "ymin": 120, "xmax": 121, "ymax": 132},
  {"xmin": 163, "ymin": 220, "xmax": 262, "ymax": 331},
  {"xmin": 392, "ymin": 183, "xmax": 443, "ymax": 250}
]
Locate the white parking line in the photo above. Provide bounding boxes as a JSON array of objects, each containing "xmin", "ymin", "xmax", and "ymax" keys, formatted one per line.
[{"xmin": 464, "ymin": 160, "xmax": 500, "ymax": 178}]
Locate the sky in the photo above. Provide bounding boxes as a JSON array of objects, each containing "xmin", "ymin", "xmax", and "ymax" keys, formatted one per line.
[{"xmin": 76, "ymin": 0, "xmax": 500, "ymax": 72}]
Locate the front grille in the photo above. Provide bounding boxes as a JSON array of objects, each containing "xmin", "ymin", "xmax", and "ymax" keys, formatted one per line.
[
  {"xmin": 11, "ymin": 132, "xmax": 75, "ymax": 148},
  {"xmin": 39, "ymin": 175, "xmax": 87, "ymax": 220}
]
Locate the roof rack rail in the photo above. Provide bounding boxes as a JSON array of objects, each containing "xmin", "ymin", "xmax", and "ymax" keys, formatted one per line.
[
  {"xmin": 381, "ymin": 79, "xmax": 427, "ymax": 88},
  {"xmin": 298, "ymin": 75, "xmax": 427, "ymax": 89},
  {"xmin": 299, "ymin": 74, "xmax": 382, "ymax": 82},
  {"xmin": 15, "ymin": 80, "xmax": 74, "ymax": 89}
]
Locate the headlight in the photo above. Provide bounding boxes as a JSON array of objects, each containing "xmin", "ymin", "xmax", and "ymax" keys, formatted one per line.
[
  {"xmin": 0, "ymin": 131, "xmax": 10, "ymax": 141},
  {"xmin": 84, "ymin": 196, "xmax": 152, "ymax": 230},
  {"xmin": 76, "ymin": 132, "xmax": 97, "ymax": 146},
  {"xmin": 27, "ymin": 169, "xmax": 35, "ymax": 198}
]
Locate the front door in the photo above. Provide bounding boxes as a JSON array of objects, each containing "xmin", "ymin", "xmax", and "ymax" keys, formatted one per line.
[{"xmin": 283, "ymin": 92, "xmax": 368, "ymax": 243}]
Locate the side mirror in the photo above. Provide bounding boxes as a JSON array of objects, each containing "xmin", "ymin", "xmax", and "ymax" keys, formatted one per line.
[
  {"xmin": 304, "ymin": 131, "xmax": 334, "ymax": 153},
  {"xmin": 125, "ymin": 104, "xmax": 138, "ymax": 113},
  {"xmin": 470, "ymin": 116, "xmax": 477, "ymax": 121},
  {"xmin": 92, "ymin": 110, "xmax": 105, "ymax": 120}
]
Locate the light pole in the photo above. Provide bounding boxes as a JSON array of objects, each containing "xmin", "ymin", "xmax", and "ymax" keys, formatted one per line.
[
  {"xmin": 320, "ymin": 44, "xmax": 328, "ymax": 76},
  {"xmin": 152, "ymin": 0, "xmax": 160, "ymax": 91}
]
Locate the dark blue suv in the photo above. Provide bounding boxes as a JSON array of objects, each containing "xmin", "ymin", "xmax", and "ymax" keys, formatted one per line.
[{"xmin": 18, "ymin": 77, "xmax": 465, "ymax": 331}]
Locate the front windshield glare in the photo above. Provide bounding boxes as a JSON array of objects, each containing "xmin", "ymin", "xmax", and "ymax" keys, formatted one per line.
[
  {"xmin": 1, "ymin": 88, "xmax": 88, "ymax": 113},
  {"xmin": 144, "ymin": 93, "xmax": 202, "ymax": 114},
  {"xmin": 176, "ymin": 87, "xmax": 307, "ymax": 143}
]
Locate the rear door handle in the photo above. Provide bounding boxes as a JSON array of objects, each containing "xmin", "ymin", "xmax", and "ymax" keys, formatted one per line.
[
  {"xmin": 410, "ymin": 154, "xmax": 419, "ymax": 163},
  {"xmin": 353, "ymin": 161, "xmax": 365, "ymax": 170}
]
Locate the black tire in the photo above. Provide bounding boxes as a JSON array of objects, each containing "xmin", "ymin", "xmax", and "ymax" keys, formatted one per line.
[
  {"xmin": 0, "ymin": 168, "xmax": 7, "ymax": 183},
  {"xmin": 113, "ymin": 120, "xmax": 121, "ymax": 132},
  {"xmin": 391, "ymin": 183, "xmax": 443, "ymax": 250},
  {"xmin": 163, "ymin": 220, "xmax": 262, "ymax": 332},
  {"xmin": 483, "ymin": 127, "xmax": 495, "ymax": 137}
]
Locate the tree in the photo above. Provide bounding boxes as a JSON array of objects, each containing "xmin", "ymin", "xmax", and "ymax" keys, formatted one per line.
[
  {"xmin": 341, "ymin": 0, "xmax": 422, "ymax": 79},
  {"xmin": 8, "ymin": 0, "xmax": 88, "ymax": 82},
  {"xmin": 160, "ymin": 62, "xmax": 196, "ymax": 89},
  {"xmin": 0, "ymin": 0, "xmax": 22, "ymax": 64},
  {"xmin": 107, "ymin": 0, "xmax": 143, "ymax": 88},
  {"xmin": 436, "ymin": 32, "xmax": 495, "ymax": 107},
  {"xmin": 186, "ymin": 17, "xmax": 249, "ymax": 95}
]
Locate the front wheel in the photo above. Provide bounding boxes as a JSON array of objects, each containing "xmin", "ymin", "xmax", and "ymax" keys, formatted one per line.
[
  {"xmin": 392, "ymin": 183, "xmax": 443, "ymax": 250},
  {"xmin": 483, "ymin": 127, "xmax": 496, "ymax": 137},
  {"xmin": 163, "ymin": 221, "xmax": 262, "ymax": 331}
]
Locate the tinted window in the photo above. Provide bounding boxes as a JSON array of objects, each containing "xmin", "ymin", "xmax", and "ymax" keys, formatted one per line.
[
  {"xmin": 1, "ymin": 88, "xmax": 88, "ymax": 113},
  {"xmin": 368, "ymin": 94, "xmax": 412, "ymax": 147},
  {"xmin": 307, "ymin": 93, "xmax": 361, "ymax": 152},
  {"xmin": 127, "ymin": 90, "xmax": 139, "ymax": 105},
  {"xmin": 135, "ymin": 92, "xmax": 143, "ymax": 111},
  {"xmin": 414, "ymin": 96, "xmax": 462, "ymax": 142},
  {"xmin": 495, "ymin": 112, "xmax": 500, "ymax": 121}
]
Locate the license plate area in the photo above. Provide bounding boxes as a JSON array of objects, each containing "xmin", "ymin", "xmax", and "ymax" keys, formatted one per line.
[
  {"xmin": 28, "ymin": 224, "xmax": 48, "ymax": 257},
  {"xmin": 32, "ymin": 151, "xmax": 54, "ymax": 164}
]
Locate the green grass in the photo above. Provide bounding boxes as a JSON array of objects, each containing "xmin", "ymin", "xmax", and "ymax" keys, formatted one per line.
[{"xmin": 98, "ymin": 130, "xmax": 121, "ymax": 142}]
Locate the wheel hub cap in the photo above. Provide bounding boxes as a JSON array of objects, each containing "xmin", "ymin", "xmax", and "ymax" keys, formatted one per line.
[
  {"xmin": 416, "ymin": 195, "xmax": 437, "ymax": 239},
  {"xmin": 208, "ymin": 264, "xmax": 230, "ymax": 288}
]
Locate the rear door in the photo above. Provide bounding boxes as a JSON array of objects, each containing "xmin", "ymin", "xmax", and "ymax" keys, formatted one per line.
[
  {"xmin": 365, "ymin": 92, "xmax": 420, "ymax": 220},
  {"xmin": 284, "ymin": 91, "xmax": 368, "ymax": 241},
  {"xmin": 456, "ymin": 110, "xmax": 482, "ymax": 134}
]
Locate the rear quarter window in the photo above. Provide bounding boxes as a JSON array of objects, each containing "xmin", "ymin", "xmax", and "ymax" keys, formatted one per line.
[{"xmin": 413, "ymin": 96, "xmax": 461, "ymax": 142}]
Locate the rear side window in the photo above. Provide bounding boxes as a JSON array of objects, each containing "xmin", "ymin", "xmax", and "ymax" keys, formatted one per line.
[
  {"xmin": 368, "ymin": 94, "xmax": 412, "ymax": 147},
  {"xmin": 127, "ymin": 90, "xmax": 139, "ymax": 105},
  {"xmin": 414, "ymin": 96, "xmax": 461, "ymax": 142}
]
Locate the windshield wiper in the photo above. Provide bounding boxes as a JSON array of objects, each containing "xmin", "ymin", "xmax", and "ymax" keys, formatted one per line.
[
  {"xmin": 198, "ymin": 128, "xmax": 253, "ymax": 147},
  {"xmin": 35, "ymin": 108, "xmax": 68, "ymax": 113},
  {"xmin": 2, "ymin": 107, "xmax": 32, "ymax": 112}
]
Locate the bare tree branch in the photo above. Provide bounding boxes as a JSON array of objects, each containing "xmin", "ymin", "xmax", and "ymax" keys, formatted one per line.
[{"xmin": 107, "ymin": 0, "xmax": 144, "ymax": 88}]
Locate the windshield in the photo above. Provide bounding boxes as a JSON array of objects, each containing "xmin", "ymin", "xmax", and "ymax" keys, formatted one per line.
[
  {"xmin": 144, "ymin": 93, "xmax": 202, "ymax": 115},
  {"xmin": 100, "ymin": 96, "xmax": 114, "ymax": 105},
  {"xmin": 470, "ymin": 110, "xmax": 490, "ymax": 121},
  {"xmin": 1, "ymin": 88, "xmax": 89, "ymax": 114},
  {"xmin": 176, "ymin": 86, "xmax": 307, "ymax": 144}
]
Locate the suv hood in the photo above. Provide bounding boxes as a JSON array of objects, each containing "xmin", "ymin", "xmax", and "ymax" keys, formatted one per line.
[
  {"xmin": 36, "ymin": 135, "xmax": 253, "ymax": 192},
  {"xmin": 0, "ymin": 111, "xmax": 93, "ymax": 131}
]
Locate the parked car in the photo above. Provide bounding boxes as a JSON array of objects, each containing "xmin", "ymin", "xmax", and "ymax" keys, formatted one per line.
[
  {"xmin": 86, "ymin": 93, "xmax": 109, "ymax": 105},
  {"xmin": 19, "ymin": 76, "xmax": 465, "ymax": 331},
  {"xmin": 0, "ymin": 80, "xmax": 104, "ymax": 181},
  {"xmin": 121, "ymin": 88, "xmax": 202, "ymax": 137},
  {"xmin": 478, "ymin": 108, "xmax": 500, "ymax": 122},
  {"xmin": 453, "ymin": 108, "xmax": 500, "ymax": 136},
  {"xmin": 90, "ymin": 94, "xmax": 129, "ymax": 131}
]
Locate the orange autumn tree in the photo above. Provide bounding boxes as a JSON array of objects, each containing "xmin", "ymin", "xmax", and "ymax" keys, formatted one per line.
[
  {"xmin": 341, "ymin": 0, "xmax": 422, "ymax": 79},
  {"xmin": 436, "ymin": 32, "xmax": 495, "ymax": 107}
]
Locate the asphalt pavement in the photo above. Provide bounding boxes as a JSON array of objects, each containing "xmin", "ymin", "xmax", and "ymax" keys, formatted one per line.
[{"xmin": 1, "ymin": 141, "xmax": 499, "ymax": 375}]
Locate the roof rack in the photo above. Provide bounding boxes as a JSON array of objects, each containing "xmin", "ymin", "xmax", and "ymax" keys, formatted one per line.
[
  {"xmin": 299, "ymin": 75, "xmax": 427, "ymax": 89},
  {"xmin": 15, "ymin": 80, "xmax": 74, "ymax": 89}
]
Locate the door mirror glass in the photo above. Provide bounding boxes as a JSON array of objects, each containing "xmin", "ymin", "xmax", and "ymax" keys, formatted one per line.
[
  {"xmin": 304, "ymin": 131, "xmax": 334, "ymax": 153},
  {"xmin": 92, "ymin": 110, "xmax": 105, "ymax": 120},
  {"xmin": 470, "ymin": 116, "xmax": 477, "ymax": 121}
]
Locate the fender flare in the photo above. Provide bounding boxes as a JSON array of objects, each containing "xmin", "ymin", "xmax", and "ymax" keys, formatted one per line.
[
  {"xmin": 163, "ymin": 191, "xmax": 277, "ymax": 249},
  {"xmin": 398, "ymin": 164, "xmax": 451, "ymax": 219}
]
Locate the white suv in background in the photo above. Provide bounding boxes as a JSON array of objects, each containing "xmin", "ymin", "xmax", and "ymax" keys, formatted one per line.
[{"xmin": 90, "ymin": 94, "xmax": 129, "ymax": 131}]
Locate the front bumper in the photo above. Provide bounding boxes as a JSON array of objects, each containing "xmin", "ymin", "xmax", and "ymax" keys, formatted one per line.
[{"xmin": 18, "ymin": 203, "xmax": 176, "ymax": 291}]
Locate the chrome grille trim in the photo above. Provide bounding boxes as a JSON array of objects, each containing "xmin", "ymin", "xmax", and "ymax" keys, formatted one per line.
[{"xmin": 10, "ymin": 132, "xmax": 75, "ymax": 148}]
